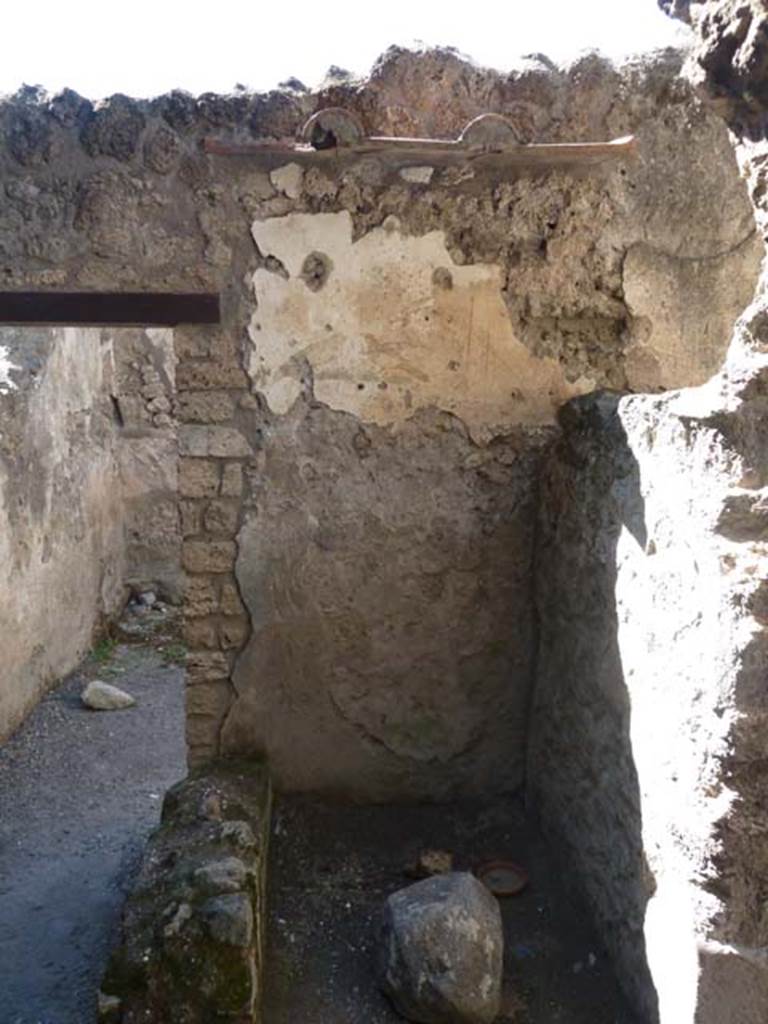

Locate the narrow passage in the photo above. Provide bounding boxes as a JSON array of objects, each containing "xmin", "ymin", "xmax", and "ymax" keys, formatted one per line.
[{"xmin": 0, "ymin": 630, "xmax": 185, "ymax": 1024}]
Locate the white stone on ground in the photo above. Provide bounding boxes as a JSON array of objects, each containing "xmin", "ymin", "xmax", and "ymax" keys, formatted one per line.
[{"xmin": 81, "ymin": 680, "xmax": 136, "ymax": 711}]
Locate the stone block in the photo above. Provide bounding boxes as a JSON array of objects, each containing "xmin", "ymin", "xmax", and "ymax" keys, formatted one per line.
[
  {"xmin": 183, "ymin": 617, "xmax": 218, "ymax": 650},
  {"xmin": 187, "ymin": 680, "xmax": 232, "ymax": 718},
  {"xmin": 176, "ymin": 361, "xmax": 249, "ymax": 392},
  {"xmin": 174, "ymin": 331, "xmax": 213, "ymax": 360},
  {"xmin": 220, "ymin": 617, "xmax": 249, "ymax": 650},
  {"xmin": 183, "ymin": 541, "xmax": 237, "ymax": 574},
  {"xmin": 180, "ymin": 426, "xmax": 252, "ymax": 459},
  {"xmin": 187, "ymin": 743, "xmax": 218, "ymax": 769},
  {"xmin": 186, "ymin": 714, "xmax": 223, "ymax": 751},
  {"xmin": 179, "ymin": 425, "xmax": 209, "ymax": 457},
  {"xmin": 204, "ymin": 500, "xmax": 240, "ymax": 536},
  {"xmin": 180, "ymin": 500, "xmax": 203, "ymax": 538},
  {"xmin": 207, "ymin": 427, "xmax": 252, "ymax": 458},
  {"xmin": 185, "ymin": 576, "xmax": 220, "ymax": 618},
  {"xmin": 179, "ymin": 458, "xmax": 219, "ymax": 498},
  {"xmin": 178, "ymin": 391, "xmax": 236, "ymax": 424},
  {"xmin": 220, "ymin": 582, "xmax": 246, "ymax": 618},
  {"xmin": 186, "ymin": 651, "xmax": 230, "ymax": 684},
  {"xmin": 221, "ymin": 463, "xmax": 243, "ymax": 496},
  {"xmin": 380, "ymin": 873, "xmax": 503, "ymax": 1024}
]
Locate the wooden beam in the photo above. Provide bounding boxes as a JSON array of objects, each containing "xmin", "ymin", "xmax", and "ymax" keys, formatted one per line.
[
  {"xmin": 203, "ymin": 135, "xmax": 637, "ymax": 169},
  {"xmin": 0, "ymin": 292, "xmax": 220, "ymax": 327}
]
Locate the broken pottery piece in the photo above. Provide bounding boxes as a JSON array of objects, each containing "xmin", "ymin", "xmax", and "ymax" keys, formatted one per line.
[
  {"xmin": 405, "ymin": 848, "xmax": 454, "ymax": 879},
  {"xmin": 97, "ymin": 991, "xmax": 121, "ymax": 1020},
  {"xmin": 81, "ymin": 680, "xmax": 136, "ymax": 711},
  {"xmin": 475, "ymin": 859, "xmax": 529, "ymax": 897}
]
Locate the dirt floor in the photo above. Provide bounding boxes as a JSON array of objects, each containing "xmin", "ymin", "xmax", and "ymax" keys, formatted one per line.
[
  {"xmin": 265, "ymin": 797, "xmax": 640, "ymax": 1024},
  {"xmin": 0, "ymin": 627, "xmax": 185, "ymax": 1024}
]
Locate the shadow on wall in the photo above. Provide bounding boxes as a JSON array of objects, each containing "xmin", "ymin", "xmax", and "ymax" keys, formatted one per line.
[{"xmin": 527, "ymin": 391, "xmax": 660, "ymax": 1023}]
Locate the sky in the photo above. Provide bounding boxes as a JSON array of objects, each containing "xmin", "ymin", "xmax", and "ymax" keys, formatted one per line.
[{"xmin": 2, "ymin": 0, "xmax": 690, "ymax": 100}]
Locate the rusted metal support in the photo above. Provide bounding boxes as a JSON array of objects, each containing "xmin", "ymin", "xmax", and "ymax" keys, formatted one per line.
[
  {"xmin": 0, "ymin": 292, "xmax": 221, "ymax": 327},
  {"xmin": 204, "ymin": 109, "xmax": 636, "ymax": 169}
]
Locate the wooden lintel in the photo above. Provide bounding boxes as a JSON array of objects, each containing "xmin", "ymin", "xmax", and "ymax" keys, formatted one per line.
[
  {"xmin": 203, "ymin": 135, "xmax": 636, "ymax": 169},
  {"xmin": 0, "ymin": 292, "xmax": 221, "ymax": 327}
]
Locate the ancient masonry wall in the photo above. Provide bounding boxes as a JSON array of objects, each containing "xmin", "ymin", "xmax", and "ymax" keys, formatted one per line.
[
  {"xmin": 175, "ymin": 324, "xmax": 253, "ymax": 767},
  {"xmin": 113, "ymin": 327, "xmax": 182, "ymax": 603},
  {"xmin": 0, "ymin": 324, "xmax": 177, "ymax": 739},
  {"xmin": 529, "ymin": 380, "xmax": 768, "ymax": 1023},
  {"xmin": 0, "ymin": 47, "xmax": 760, "ymax": 799},
  {"xmin": 525, "ymin": 4, "xmax": 768, "ymax": 1021}
]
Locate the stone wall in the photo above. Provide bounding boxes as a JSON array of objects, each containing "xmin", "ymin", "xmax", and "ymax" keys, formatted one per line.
[
  {"xmin": 113, "ymin": 327, "xmax": 182, "ymax": 602},
  {"xmin": 0, "ymin": 325, "xmax": 124, "ymax": 738},
  {"xmin": 0, "ymin": 47, "xmax": 759, "ymax": 795},
  {"xmin": 529, "ymin": 379, "xmax": 768, "ymax": 1022},
  {"xmin": 0, "ymin": 323, "xmax": 179, "ymax": 741},
  {"xmin": 524, "ymin": 4, "xmax": 768, "ymax": 1021}
]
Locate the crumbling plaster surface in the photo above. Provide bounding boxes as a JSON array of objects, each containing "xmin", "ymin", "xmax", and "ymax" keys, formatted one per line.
[
  {"xmin": 0, "ymin": 326, "xmax": 124, "ymax": 739},
  {"xmin": 221, "ymin": 53, "xmax": 760, "ymax": 795},
  {"xmin": 224, "ymin": 406, "xmax": 551, "ymax": 798},
  {"xmin": 250, "ymin": 210, "xmax": 592, "ymax": 440},
  {"xmin": 0, "ymin": 46, "xmax": 761, "ymax": 793}
]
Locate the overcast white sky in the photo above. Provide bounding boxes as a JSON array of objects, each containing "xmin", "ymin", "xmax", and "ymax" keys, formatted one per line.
[{"xmin": 2, "ymin": 0, "xmax": 690, "ymax": 99}]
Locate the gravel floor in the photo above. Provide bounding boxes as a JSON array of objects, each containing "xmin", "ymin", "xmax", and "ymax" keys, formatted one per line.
[{"xmin": 0, "ymin": 640, "xmax": 185, "ymax": 1024}]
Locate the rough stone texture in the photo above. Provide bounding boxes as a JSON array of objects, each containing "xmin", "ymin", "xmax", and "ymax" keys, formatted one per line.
[
  {"xmin": 528, "ymin": 7, "xmax": 768, "ymax": 1009},
  {"xmin": 528, "ymin": 374, "xmax": 768, "ymax": 1024},
  {"xmin": 380, "ymin": 872, "xmax": 503, "ymax": 1024},
  {"xmin": 102, "ymin": 760, "xmax": 271, "ymax": 1023},
  {"xmin": 527, "ymin": 4, "xmax": 768, "ymax": 1022},
  {"xmin": 0, "ymin": 47, "xmax": 760, "ymax": 795},
  {"xmin": 113, "ymin": 327, "xmax": 182, "ymax": 603}
]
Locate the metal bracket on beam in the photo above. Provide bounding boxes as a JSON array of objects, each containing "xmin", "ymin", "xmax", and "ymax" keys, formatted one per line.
[{"xmin": 204, "ymin": 110, "xmax": 636, "ymax": 170}]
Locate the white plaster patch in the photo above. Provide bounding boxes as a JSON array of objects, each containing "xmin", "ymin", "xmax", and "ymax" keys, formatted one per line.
[
  {"xmin": 399, "ymin": 165, "xmax": 434, "ymax": 184},
  {"xmin": 269, "ymin": 162, "xmax": 304, "ymax": 200},
  {"xmin": 0, "ymin": 344, "xmax": 20, "ymax": 393},
  {"xmin": 250, "ymin": 210, "xmax": 594, "ymax": 440}
]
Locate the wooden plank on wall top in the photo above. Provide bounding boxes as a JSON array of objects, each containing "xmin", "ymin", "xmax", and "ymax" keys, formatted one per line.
[{"xmin": 0, "ymin": 292, "xmax": 221, "ymax": 326}]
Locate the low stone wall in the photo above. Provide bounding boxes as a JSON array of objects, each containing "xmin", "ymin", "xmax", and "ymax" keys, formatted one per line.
[{"xmin": 102, "ymin": 761, "xmax": 271, "ymax": 1023}]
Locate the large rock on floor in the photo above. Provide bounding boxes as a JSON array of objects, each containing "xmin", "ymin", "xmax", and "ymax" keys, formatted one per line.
[
  {"xmin": 101, "ymin": 760, "xmax": 271, "ymax": 1023},
  {"xmin": 380, "ymin": 872, "xmax": 503, "ymax": 1024}
]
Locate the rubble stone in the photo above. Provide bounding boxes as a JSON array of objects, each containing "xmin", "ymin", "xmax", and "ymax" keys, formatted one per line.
[
  {"xmin": 101, "ymin": 762, "xmax": 271, "ymax": 1023},
  {"xmin": 380, "ymin": 872, "xmax": 503, "ymax": 1024},
  {"xmin": 81, "ymin": 681, "xmax": 136, "ymax": 711}
]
